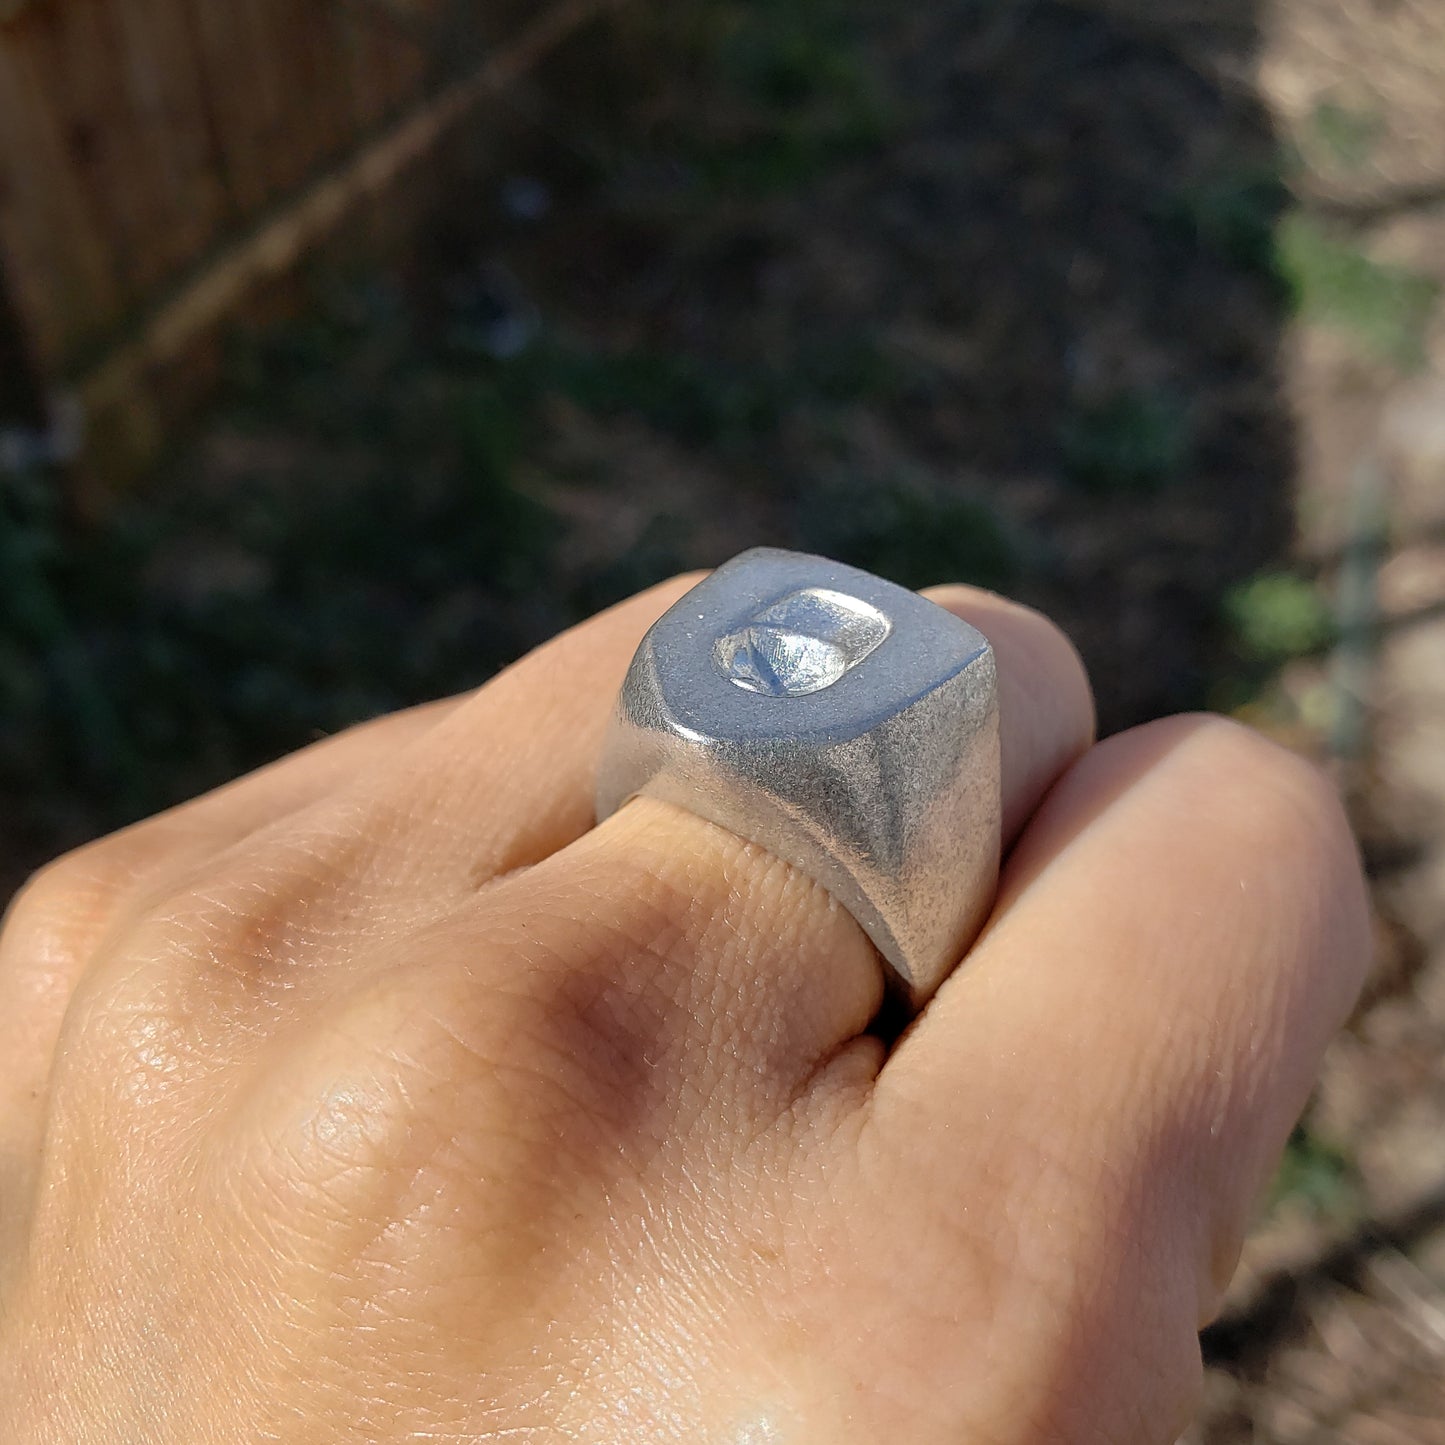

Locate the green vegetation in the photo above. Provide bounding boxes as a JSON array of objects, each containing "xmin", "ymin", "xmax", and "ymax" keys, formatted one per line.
[
  {"xmin": 1307, "ymin": 98, "xmax": 1384, "ymax": 173},
  {"xmin": 1167, "ymin": 163, "xmax": 1438, "ymax": 372},
  {"xmin": 1270, "ymin": 1124, "xmax": 1360, "ymax": 1220},
  {"xmin": 1275, "ymin": 214, "xmax": 1438, "ymax": 368},
  {"xmin": 1226, "ymin": 571, "xmax": 1335, "ymax": 662},
  {"xmin": 0, "ymin": 469, "xmax": 144, "ymax": 821},
  {"xmin": 530, "ymin": 331, "xmax": 898, "ymax": 452},
  {"xmin": 1166, "ymin": 164, "xmax": 1288, "ymax": 273},
  {"xmin": 702, "ymin": 1, "xmax": 892, "ymax": 191},
  {"xmin": 542, "ymin": 341, "xmax": 783, "ymax": 450},
  {"xmin": 630, "ymin": 0, "xmax": 895, "ymax": 195},
  {"xmin": 796, "ymin": 471, "xmax": 1020, "ymax": 593},
  {"xmin": 0, "ymin": 423, "xmax": 560, "ymax": 847},
  {"xmin": 1062, "ymin": 388, "xmax": 1192, "ymax": 497}
]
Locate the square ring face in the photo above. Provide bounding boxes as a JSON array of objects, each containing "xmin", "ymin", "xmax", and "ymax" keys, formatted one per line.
[
  {"xmin": 643, "ymin": 548, "xmax": 991, "ymax": 745},
  {"xmin": 601, "ymin": 546, "xmax": 1001, "ymax": 1002}
]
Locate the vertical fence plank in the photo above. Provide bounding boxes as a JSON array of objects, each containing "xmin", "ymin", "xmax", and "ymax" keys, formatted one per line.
[
  {"xmin": 277, "ymin": 0, "xmax": 330, "ymax": 188},
  {"xmin": 20, "ymin": 0, "xmax": 227, "ymax": 310},
  {"xmin": 374, "ymin": 15, "xmax": 418, "ymax": 121},
  {"xmin": 313, "ymin": 0, "xmax": 365, "ymax": 167},
  {"xmin": 262, "ymin": 0, "xmax": 311, "ymax": 187},
  {"xmin": 0, "ymin": 33, "xmax": 121, "ymax": 369},
  {"xmin": 370, "ymin": 4, "xmax": 427, "ymax": 116},
  {"xmin": 20, "ymin": 0, "xmax": 152, "ymax": 307},
  {"xmin": 341, "ymin": 6, "xmax": 388, "ymax": 137},
  {"xmin": 237, "ymin": 0, "xmax": 292, "ymax": 201},
  {"xmin": 182, "ymin": 0, "xmax": 275, "ymax": 216},
  {"xmin": 109, "ymin": 0, "xmax": 228, "ymax": 280}
]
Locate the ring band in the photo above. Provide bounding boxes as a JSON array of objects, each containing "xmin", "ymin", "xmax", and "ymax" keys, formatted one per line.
[{"xmin": 594, "ymin": 548, "xmax": 1001, "ymax": 1008}]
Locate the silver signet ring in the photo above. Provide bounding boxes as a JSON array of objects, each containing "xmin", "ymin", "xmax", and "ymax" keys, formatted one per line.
[{"xmin": 594, "ymin": 547, "xmax": 1001, "ymax": 1009}]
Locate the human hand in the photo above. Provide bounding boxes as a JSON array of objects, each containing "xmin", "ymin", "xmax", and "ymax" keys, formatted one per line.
[{"xmin": 0, "ymin": 576, "xmax": 1369, "ymax": 1443}]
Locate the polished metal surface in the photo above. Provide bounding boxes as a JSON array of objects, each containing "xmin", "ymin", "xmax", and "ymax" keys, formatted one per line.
[{"xmin": 595, "ymin": 547, "xmax": 1001, "ymax": 1008}]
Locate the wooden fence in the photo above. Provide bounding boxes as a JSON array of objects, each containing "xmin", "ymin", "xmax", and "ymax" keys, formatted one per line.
[{"xmin": 0, "ymin": 0, "xmax": 615, "ymax": 489}]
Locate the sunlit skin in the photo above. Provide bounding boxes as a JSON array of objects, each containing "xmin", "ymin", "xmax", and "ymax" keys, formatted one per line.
[{"xmin": 0, "ymin": 576, "xmax": 1369, "ymax": 1443}]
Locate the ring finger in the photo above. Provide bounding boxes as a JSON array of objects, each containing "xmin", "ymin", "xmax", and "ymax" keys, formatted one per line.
[{"xmin": 59, "ymin": 574, "xmax": 1093, "ymax": 1092}]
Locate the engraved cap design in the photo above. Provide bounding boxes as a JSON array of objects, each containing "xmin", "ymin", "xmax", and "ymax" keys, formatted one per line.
[{"xmin": 714, "ymin": 587, "xmax": 892, "ymax": 697}]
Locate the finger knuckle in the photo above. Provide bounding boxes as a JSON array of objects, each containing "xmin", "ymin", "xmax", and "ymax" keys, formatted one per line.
[
  {"xmin": 1, "ymin": 839, "xmax": 128, "ymax": 970},
  {"xmin": 1189, "ymin": 714, "xmax": 1354, "ymax": 858},
  {"xmin": 126, "ymin": 813, "xmax": 387, "ymax": 990}
]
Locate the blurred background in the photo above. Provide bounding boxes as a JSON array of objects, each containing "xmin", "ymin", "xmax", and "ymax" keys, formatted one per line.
[{"xmin": 2, "ymin": 0, "xmax": 1444, "ymax": 1436}]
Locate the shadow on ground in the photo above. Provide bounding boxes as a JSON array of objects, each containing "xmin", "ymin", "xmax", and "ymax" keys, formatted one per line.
[
  {"xmin": 3, "ymin": 0, "xmax": 1296, "ymax": 915},
  {"xmin": 513, "ymin": 0, "xmax": 1296, "ymax": 735}
]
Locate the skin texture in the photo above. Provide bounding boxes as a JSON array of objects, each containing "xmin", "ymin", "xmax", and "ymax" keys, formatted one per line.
[{"xmin": 0, "ymin": 576, "xmax": 1370, "ymax": 1444}]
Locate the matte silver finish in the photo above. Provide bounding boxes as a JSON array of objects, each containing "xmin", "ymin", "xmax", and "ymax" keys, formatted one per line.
[{"xmin": 595, "ymin": 547, "xmax": 1000, "ymax": 1008}]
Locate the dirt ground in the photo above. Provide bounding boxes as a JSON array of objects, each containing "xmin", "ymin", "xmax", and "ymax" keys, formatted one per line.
[
  {"xmin": 5, "ymin": 0, "xmax": 1445, "ymax": 1437},
  {"xmin": 1186, "ymin": 1, "xmax": 1445, "ymax": 1438}
]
